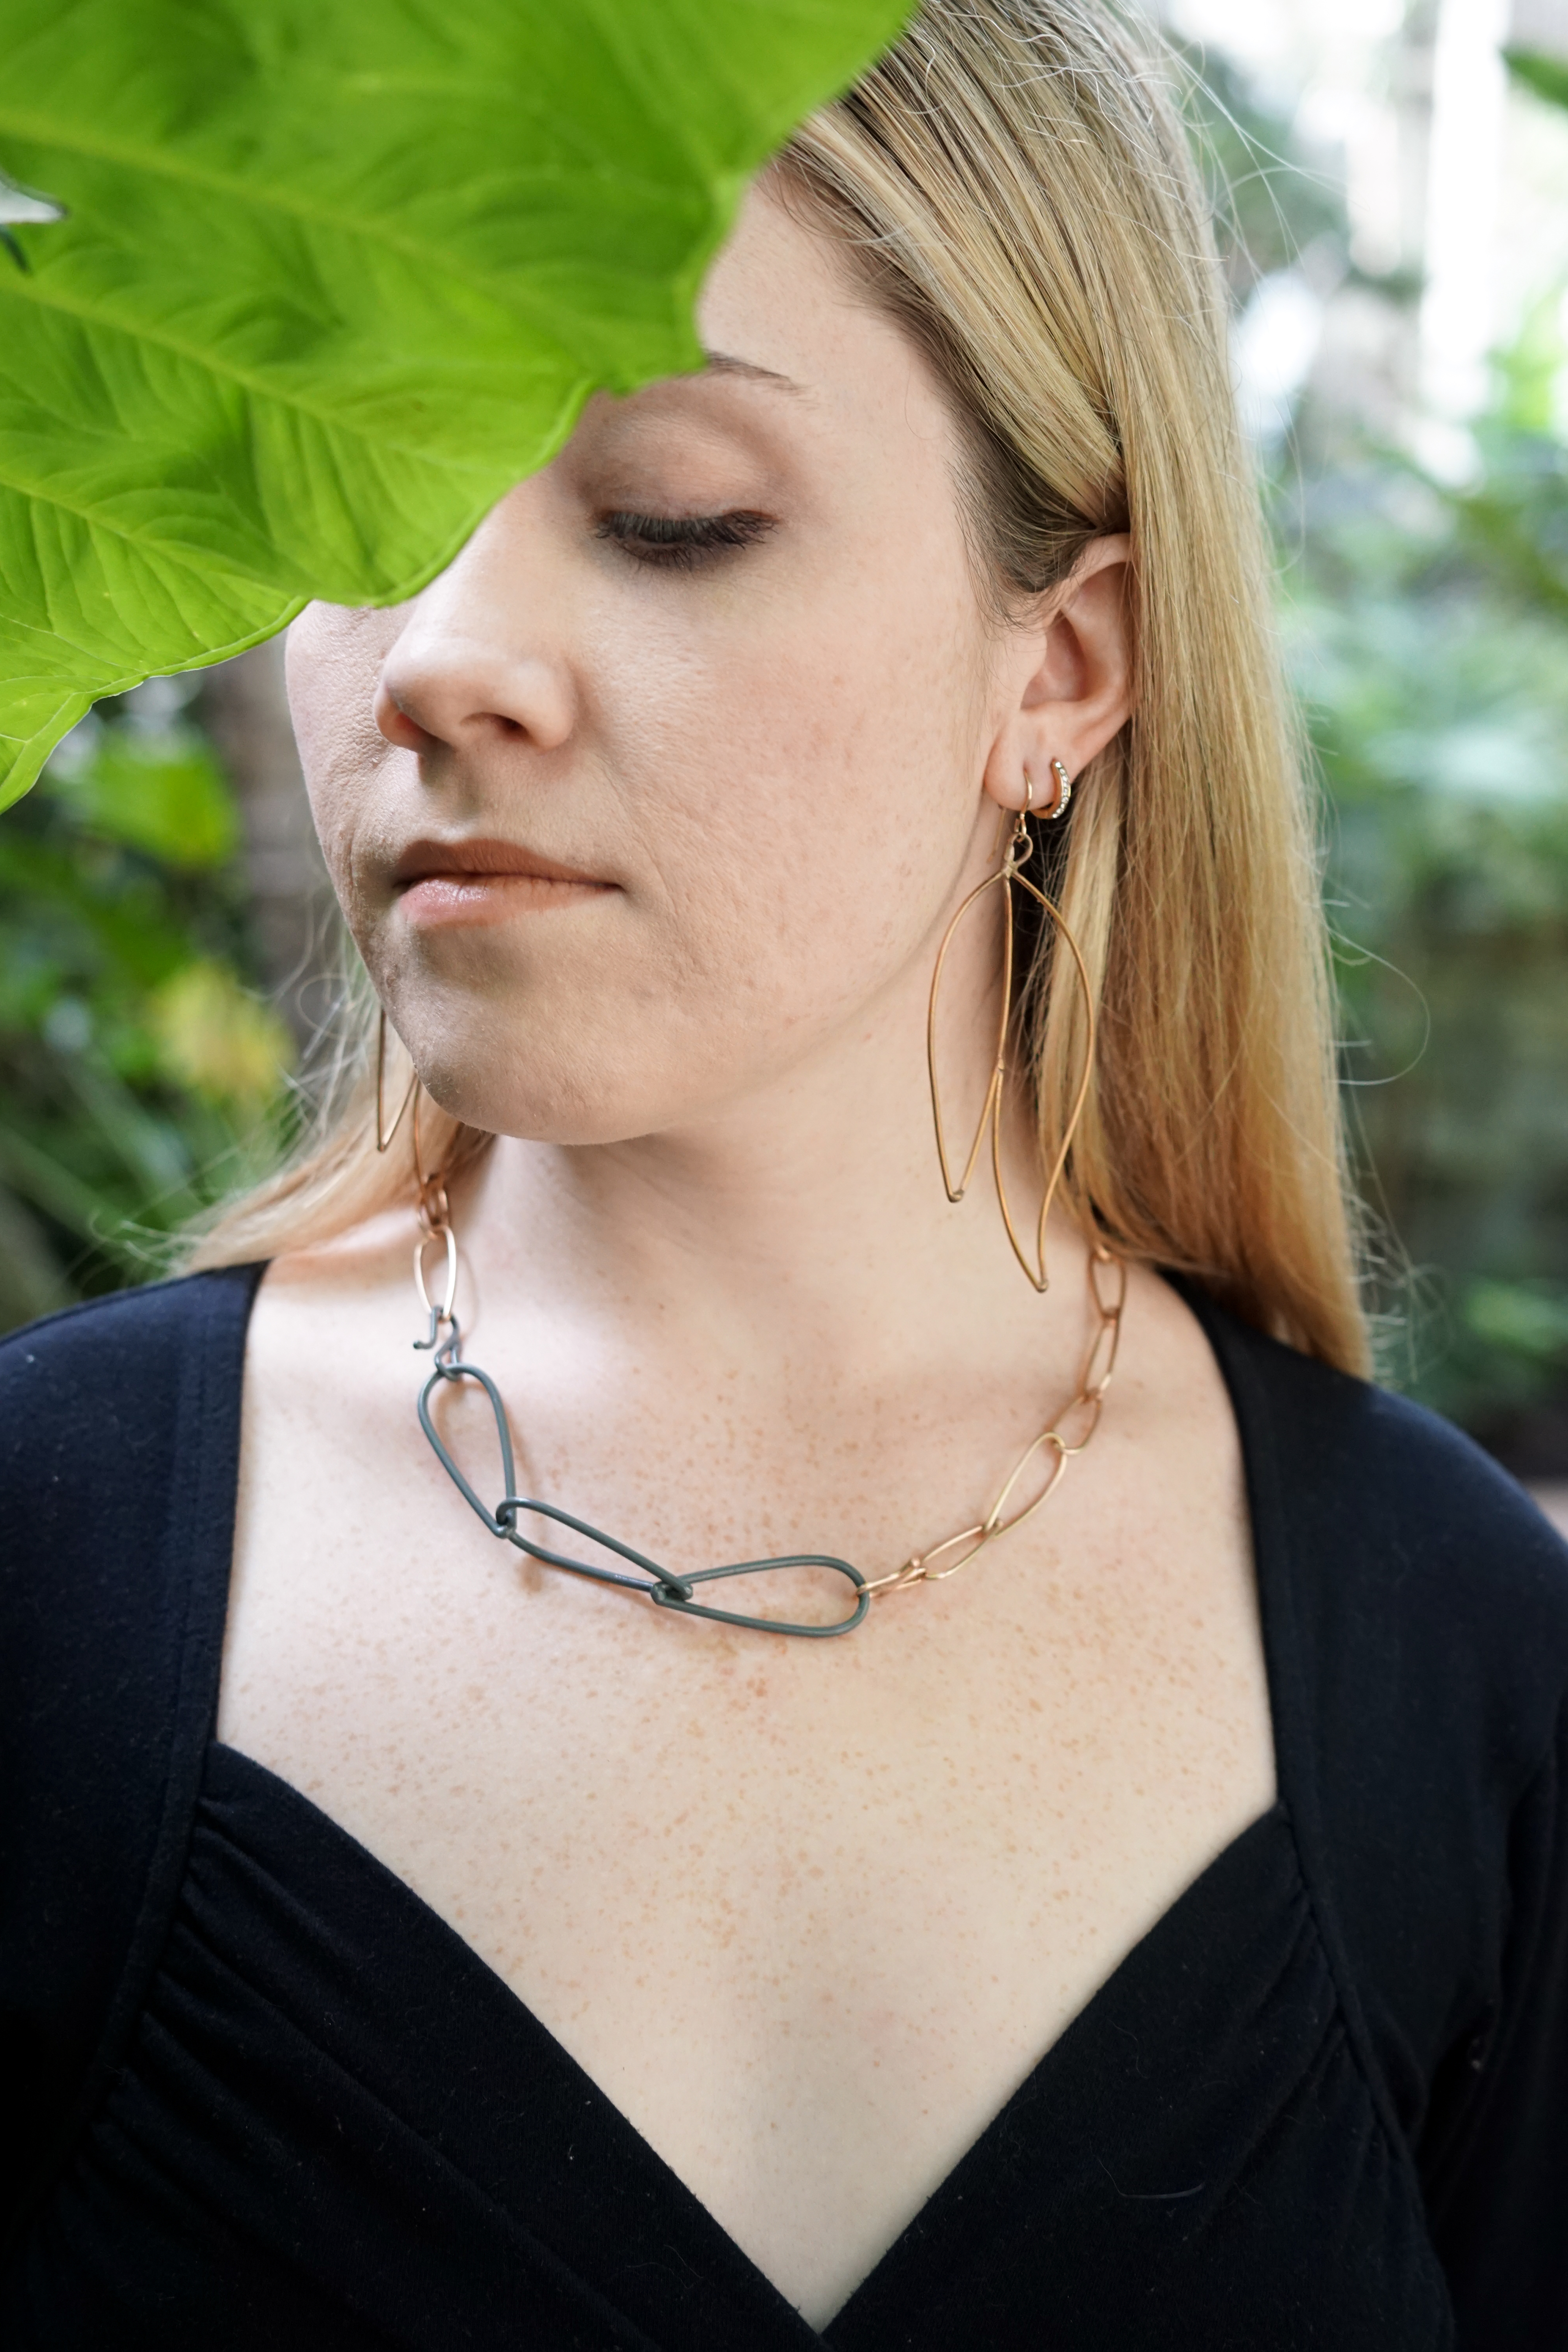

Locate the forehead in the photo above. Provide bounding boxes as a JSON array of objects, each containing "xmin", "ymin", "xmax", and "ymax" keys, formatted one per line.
[{"xmin": 560, "ymin": 182, "xmax": 958, "ymax": 476}]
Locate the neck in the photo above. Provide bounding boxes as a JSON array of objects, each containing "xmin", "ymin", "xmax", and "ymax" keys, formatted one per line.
[{"xmin": 450, "ymin": 938, "xmax": 1093, "ymax": 1402}]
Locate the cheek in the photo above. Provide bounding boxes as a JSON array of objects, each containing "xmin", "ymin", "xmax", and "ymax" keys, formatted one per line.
[
  {"xmin": 604, "ymin": 550, "xmax": 987, "ymax": 1002},
  {"xmin": 284, "ymin": 606, "xmax": 395, "ymax": 891}
]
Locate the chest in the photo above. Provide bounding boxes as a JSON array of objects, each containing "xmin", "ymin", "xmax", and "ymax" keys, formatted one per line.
[{"xmin": 219, "ymin": 1292, "xmax": 1275, "ymax": 2320}]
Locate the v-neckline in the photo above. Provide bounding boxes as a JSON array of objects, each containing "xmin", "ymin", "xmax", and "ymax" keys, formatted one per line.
[
  {"xmin": 207, "ymin": 1738, "xmax": 1290, "ymax": 2341},
  {"xmin": 201, "ymin": 1263, "xmax": 1305, "ymax": 2336}
]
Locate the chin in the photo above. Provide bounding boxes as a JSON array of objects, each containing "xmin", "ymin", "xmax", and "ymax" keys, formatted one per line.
[{"xmin": 412, "ymin": 1039, "xmax": 691, "ymax": 1151}]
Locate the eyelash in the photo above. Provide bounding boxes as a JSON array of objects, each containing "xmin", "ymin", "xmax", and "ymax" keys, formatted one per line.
[{"xmin": 595, "ymin": 509, "xmax": 776, "ymax": 571}]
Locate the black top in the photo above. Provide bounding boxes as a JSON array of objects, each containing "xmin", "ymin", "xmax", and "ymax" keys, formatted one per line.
[{"xmin": 1, "ymin": 1269, "xmax": 1567, "ymax": 2350}]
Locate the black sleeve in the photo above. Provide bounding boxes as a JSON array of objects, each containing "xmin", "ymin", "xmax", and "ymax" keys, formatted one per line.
[
  {"xmin": 1420, "ymin": 1696, "xmax": 1568, "ymax": 2352},
  {"xmin": 1179, "ymin": 1281, "xmax": 1568, "ymax": 2351},
  {"xmin": 0, "ymin": 1268, "xmax": 258, "ymax": 2249}
]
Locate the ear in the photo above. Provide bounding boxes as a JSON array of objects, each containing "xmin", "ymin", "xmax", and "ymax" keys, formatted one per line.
[{"xmin": 982, "ymin": 535, "xmax": 1133, "ymax": 814}]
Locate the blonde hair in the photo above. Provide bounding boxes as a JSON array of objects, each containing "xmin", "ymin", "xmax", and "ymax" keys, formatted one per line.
[{"xmin": 190, "ymin": 0, "xmax": 1368, "ymax": 1377}]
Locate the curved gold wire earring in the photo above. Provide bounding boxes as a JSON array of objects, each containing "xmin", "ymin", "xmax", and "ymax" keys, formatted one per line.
[
  {"xmin": 927, "ymin": 760, "xmax": 1094, "ymax": 1291},
  {"xmin": 374, "ymin": 1005, "xmax": 419, "ymax": 1153}
]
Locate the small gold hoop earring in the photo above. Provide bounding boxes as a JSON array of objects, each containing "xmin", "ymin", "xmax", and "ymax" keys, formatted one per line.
[
  {"xmin": 375, "ymin": 1005, "xmax": 419, "ymax": 1153},
  {"xmin": 1046, "ymin": 758, "xmax": 1073, "ymax": 820},
  {"xmin": 927, "ymin": 773, "xmax": 1097, "ymax": 1291}
]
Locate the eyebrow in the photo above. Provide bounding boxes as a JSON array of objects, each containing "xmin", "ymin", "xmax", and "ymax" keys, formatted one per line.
[{"xmin": 700, "ymin": 349, "xmax": 807, "ymax": 395}]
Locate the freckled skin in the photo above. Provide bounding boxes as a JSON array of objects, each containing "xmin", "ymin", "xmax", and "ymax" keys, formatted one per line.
[{"xmin": 222, "ymin": 185, "xmax": 1274, "ymax": 2329}]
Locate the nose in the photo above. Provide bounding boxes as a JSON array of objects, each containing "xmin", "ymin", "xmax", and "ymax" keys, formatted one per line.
[{"xmin": 373, "ymin": 493, "xmax": 576, "ymax": 759}]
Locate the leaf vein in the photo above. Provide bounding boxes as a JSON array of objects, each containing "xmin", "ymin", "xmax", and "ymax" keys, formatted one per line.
[{"xmin": 0, "ymin": 105, "xmax": 683, "ymax": 318}]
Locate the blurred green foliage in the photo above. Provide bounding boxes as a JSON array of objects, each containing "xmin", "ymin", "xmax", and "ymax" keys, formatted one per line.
[
  {"xmin": 0, "ymin": 682, "xmax": 293, "ymax": 1328},
  {"xmin": 1271, "ymin": 48, "xmax": 1568, "ymax": 1461},
  {"xmin": 1282, "ymin": 442, "xmax": 1568, "ymax": 1450}
]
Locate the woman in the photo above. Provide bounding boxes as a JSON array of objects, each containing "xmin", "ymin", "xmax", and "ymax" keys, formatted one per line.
[{"xmin": 3, "ymin": 2, "xmax": 1565, "ymax": 2343}]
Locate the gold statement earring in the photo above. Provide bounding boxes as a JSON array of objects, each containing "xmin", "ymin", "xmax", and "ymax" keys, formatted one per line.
[
  {"xmin": 927, "ymin": 759, "xmax": 1094, "ymax": 1291},
  {"xmin": 374, "ymin": 1004, "xmax": 419, "ymax": 1152},
  {"xmin": 379, "ymin": 1012, "xmax": 455, "ymax": 1315}
]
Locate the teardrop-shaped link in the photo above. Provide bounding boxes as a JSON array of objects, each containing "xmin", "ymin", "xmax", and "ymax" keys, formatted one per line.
[{"xmin": 416, "ymin": 1346, "xmax": 872, "ymax": 1636}]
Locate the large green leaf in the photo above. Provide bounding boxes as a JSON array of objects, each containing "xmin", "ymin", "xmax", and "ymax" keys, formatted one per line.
[{"xmin": 0, "ymin": 0, "xmax": 908, "ymax": 808}]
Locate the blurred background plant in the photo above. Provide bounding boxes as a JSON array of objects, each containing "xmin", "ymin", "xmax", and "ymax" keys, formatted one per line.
[
  {"xmin": 0, "ymin": 651, "xmax": 331, "ymax": 1329},
  {"xmin": 1293, "ymin": 438, "xmax": 1568, "ymax": 1461},
  {"xmin": 1167, "ymin": 0, "xmax": 1568, "ymax": 1481},
  {"xmin": 1, "ymin": 0, "xmax": 1566, "ymax": 1495},
  {"xmin": 1287, "ymin": 390, "xmax": 1568, "ymax": 1462}
]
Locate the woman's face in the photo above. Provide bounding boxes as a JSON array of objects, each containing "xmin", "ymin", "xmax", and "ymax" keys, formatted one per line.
[{"xmin": 288, "ymin": 184, "xmax": 1030, "ymax": 1145}]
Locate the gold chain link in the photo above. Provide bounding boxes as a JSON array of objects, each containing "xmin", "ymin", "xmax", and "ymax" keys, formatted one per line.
[{"xmin": 857, "ymin": 1246, "xmax": 1126, "ymax": 1602}]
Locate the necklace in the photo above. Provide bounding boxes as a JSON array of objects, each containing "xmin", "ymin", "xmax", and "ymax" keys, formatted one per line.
[{"xmin": 408, "ymin": 1168, "xmax": 1126, "ymax": 1638}]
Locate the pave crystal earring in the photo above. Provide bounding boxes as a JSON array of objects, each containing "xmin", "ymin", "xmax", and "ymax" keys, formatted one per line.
[{"xmin": 926, "ymin": 761, "xmax": 1094, "ymax": 1291}]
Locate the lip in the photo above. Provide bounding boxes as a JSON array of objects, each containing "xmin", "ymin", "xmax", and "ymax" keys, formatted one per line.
[{"xmin": 392, "ymin": 836, "xmax": 615, "ymax": 927}]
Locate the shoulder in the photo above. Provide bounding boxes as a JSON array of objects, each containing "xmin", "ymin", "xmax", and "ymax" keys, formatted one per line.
[
  {"xmin": 1185, "ymin": 1284, "xmax": 1568, "ymax": 2110},
  {"xmin": 1187, "ymin": 1288, "xmax": 1568, "ymax": 1770},
  {"xmin": 0, "ymin": 1263, "xmax": 262, "ymax": 1516},
  {"xmin": 0, "ymin": 1262, "xmax": 265, "ymax": 1723},
  {"xmin": 0, "ymin": 1266, "xmax": 265, "ymax": 2234},
  {"xmin": 0, "ymin": 1259, "xmax": 261, "ymax": 1419},
  {"xmin": 0, "ymin": 1259, "xmax": 264, "ymax": 1757}
]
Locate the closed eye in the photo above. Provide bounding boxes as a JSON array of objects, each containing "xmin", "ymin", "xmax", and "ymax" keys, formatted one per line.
[{"xmin": 595, "ymin": 509, "xmax": 777, "ymax": 570}]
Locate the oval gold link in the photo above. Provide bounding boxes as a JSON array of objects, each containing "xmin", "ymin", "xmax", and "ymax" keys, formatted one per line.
[
  {"xmin": 1079, "ymin": 1321, "xmax": 1118, "ymax": 1404},
  {"xmin": 1054, "ymin": 1392, "xmax": 1104, "ymax": 1456},
  {"xmin": 1079, "ymin": 1264, "xmax": 1125, "ymax": 1398},
  {"xmin": 990, "ymin": 1432, "xmax": 1070, "ymax": 1536},
  {"xmin": 859, "ymin": 1553, "xmax": 947, "ymax": 1598},
  {"xmin": 414, "ymin": 1222, "xmax": 459, "ymax": 1326},
  {"xmin": 1089, "ymin": 1247, "xmax": 1126, "ymax": 1320},
  {"xmin": 917, "ymin": 1528, "xmax": 992, "ymax": 1581},
  {"xmin": 417, "ymin": 1172, "xmax": 451, "ymax": 1234},
  {"xmin": 905, "ymin": 1522, "xmax": 989, "ymax": 1581},
  {"xmin": 981, "ymin": 1426, "xmax": 1069, "ymax": 1536}
]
